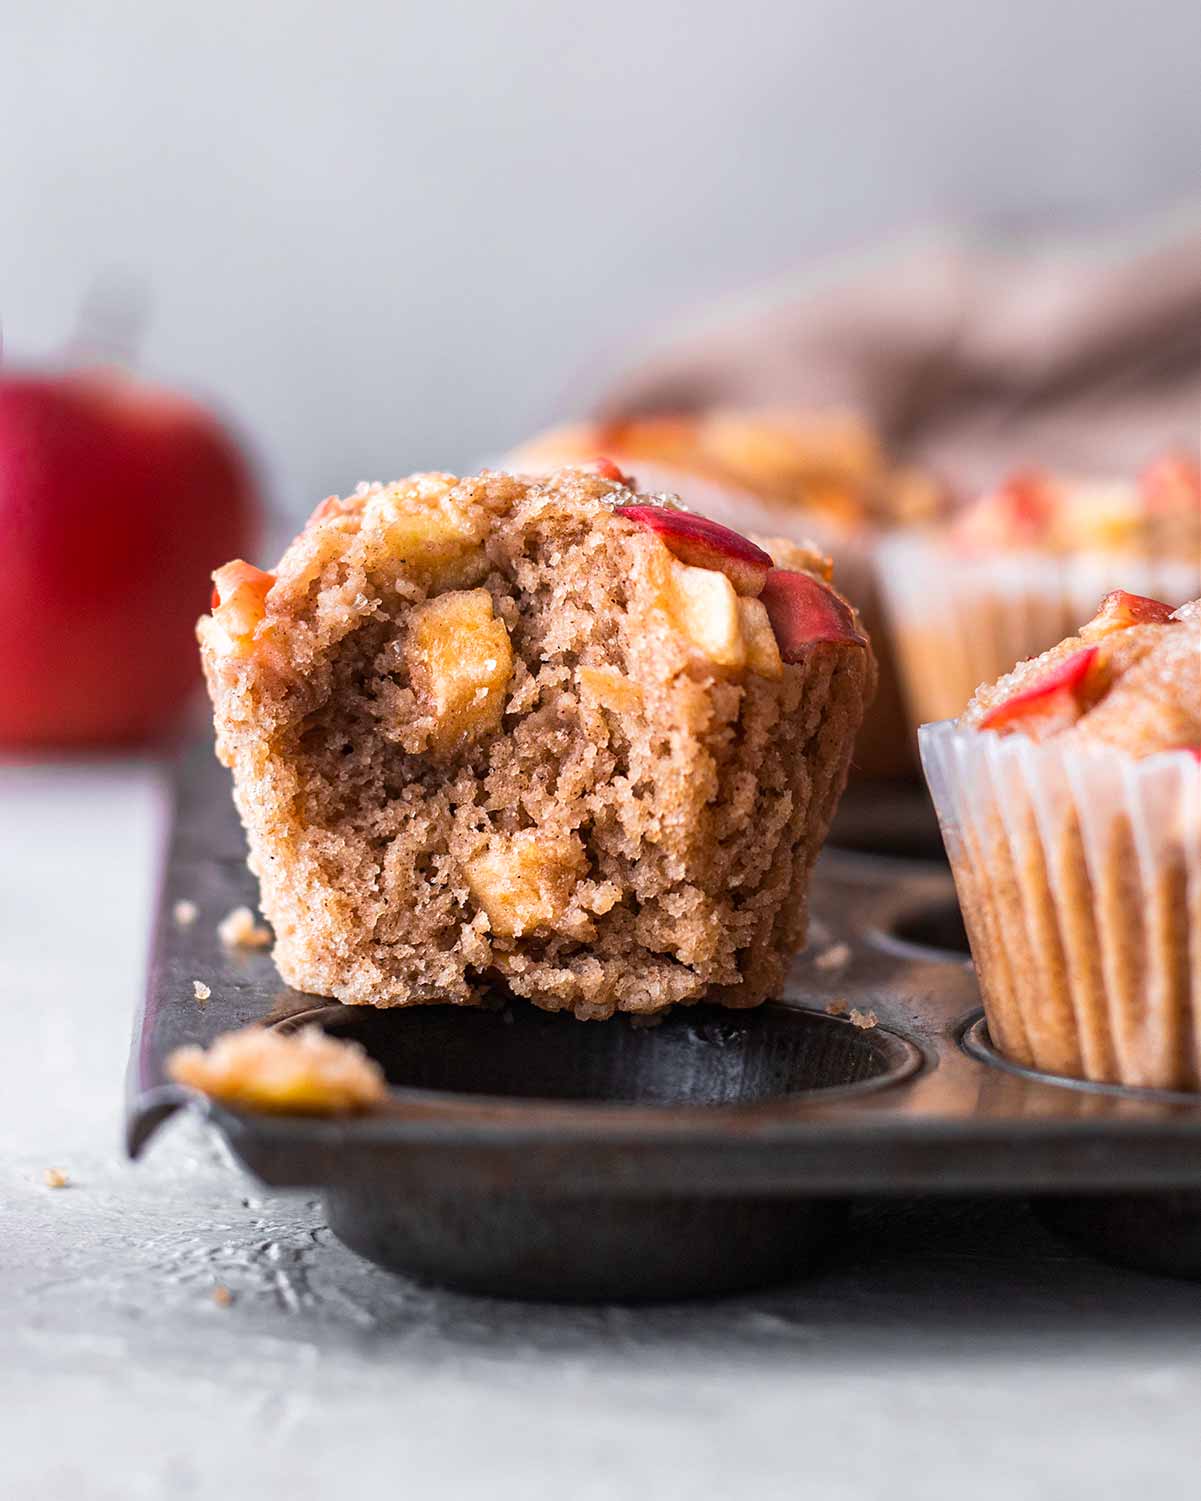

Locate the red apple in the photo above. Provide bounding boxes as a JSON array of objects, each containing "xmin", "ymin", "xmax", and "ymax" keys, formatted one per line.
[
  {"xmin": 979, "ymin": 645, "xmax": 1100, "ymax": 735},
  {"xmin": 757, "ymin": 568, "xmax": 867, "ymax": 661},
  {"xmin": 1086, "ymin": 589, "xmax": 1175, "ymax": 637},
  {"xmin": 616, "ymin": 504, "xmax": 773, "ymax": 596},
  {"xmin": 0, "ymin": 366, "xmax": 259, "ymax": 747}
]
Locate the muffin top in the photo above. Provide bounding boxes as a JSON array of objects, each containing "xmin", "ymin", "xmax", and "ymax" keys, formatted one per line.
[
  {"xmin": 508, "ymin": 411, "xmax": 945, "ymax": 534},
  {"xmin": 962, "ymin": 591, "xmax": 1201, "ymax": 757},
  {"xmin": 201, "ymin": 465, "xmax": 867, "ymax": 699},
  {"xmin": 949, "ymin": 453, "xmax": 1200, "ymax": 558}
]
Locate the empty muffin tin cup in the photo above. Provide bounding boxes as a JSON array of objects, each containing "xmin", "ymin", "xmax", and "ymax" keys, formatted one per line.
[{"xmin": 281, "ymin": 1001, "xmax": 921, "ymax": 1300}]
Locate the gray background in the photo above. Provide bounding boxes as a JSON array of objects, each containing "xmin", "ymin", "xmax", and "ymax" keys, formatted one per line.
[{"xmin": 3, "ymin": 0, "xmax": 1200, "ymax": 515}]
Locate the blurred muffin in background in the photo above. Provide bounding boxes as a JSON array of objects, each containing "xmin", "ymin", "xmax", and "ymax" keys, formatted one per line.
[
  {"xmin": 506, "ymin": 409, "xmax": 946, "ymax": 778},
  {"xmin": 879, "ymin": 452, "xmax": 1201, "ymax": 734}
]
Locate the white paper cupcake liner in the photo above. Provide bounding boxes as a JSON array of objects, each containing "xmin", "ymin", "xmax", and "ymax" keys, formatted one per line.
[
  {"xmin": 920, "ymin": 719, "xmax": 1201, "ymax": 1090},
  {"xmin": 879, "ymin": 533, "xmax": 1201, "ymax": 731}
]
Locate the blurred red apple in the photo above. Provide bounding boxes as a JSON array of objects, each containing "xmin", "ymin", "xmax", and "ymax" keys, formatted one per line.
[{"xmin": 0, "ymin": 366, "xmax": 259, "ymax": 747}]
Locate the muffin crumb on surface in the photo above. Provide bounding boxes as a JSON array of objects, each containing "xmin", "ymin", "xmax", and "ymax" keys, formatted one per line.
[
  {"xmin": 191, "ymin": 980, "xmax": 211, "ymax": 1002},
  {"xmin": 217, "ymin": 905, "xmax": 272, "ymax": 950},
  {"xmin": 168, "ymin": 1024, "xmax": 387, "ymax": 1115}
]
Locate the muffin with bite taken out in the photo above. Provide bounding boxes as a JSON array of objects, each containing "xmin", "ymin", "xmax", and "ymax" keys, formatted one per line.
[
  {"xmin": 921, "ymin": 589, "xmax": 1201, "ymax": 1090},
  {"xmin": 200, "ymin": 464, "xmax": 874, "ymax": 1020},
  {"xmin": 506, "ymin": 411, "xmax": 944, "ymax": 779}
]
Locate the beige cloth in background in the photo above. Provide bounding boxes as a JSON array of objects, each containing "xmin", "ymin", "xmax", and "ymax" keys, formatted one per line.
[{"xmin": 599, "ymin": 219, "xmax": 1201, "ymax": 493}]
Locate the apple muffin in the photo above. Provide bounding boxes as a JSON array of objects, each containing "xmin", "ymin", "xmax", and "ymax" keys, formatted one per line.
[
  {"xmin": 921, "ymin": 590, "xmax": 1201, "ymax": 1089},
  {"xmin": 200, "ymin": 466, "xmax": 874, "ymax": 1019},
  {"xmin": 881, "ymin": 453, "xmax": 1201, "ymax": 733},
  {"xmin": 506, "ymin": 412, "xmax": 944, "ymax": 778}
]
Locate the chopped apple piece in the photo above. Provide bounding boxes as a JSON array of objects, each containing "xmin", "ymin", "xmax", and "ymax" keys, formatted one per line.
[
  {"xmin": 307, "ymin": 493, "xmax": 361, "ymax": 527},
  {"xmin": 464, "ymin": 829, "xmax": 587, "ymax": 938},
  {"xmin": 209, "ymin": 560, "xmax": 275, "ymax": 651},
  {"xmin": 1082, "ymin": 589, "xmax": 1175, "ymax": 638},
  {"xmin": 406, "ymin": 589, "xmax": 512, "ymax": 753},
  {"xmin": 669, "ymin": 562, "xmax": 746, "ymax": 670},
  {"xmin": 979, "ymin": 645, "xmax": 1101, "ymax": 736},
  {"xmin": 758, "ymin": 569, "xmax": 866, "ymax": 662},
  {"xmin": 592, "ymin": 457, "xmax": 634, "ymax": 486},
  {"xmin": 366, "ymin": 479, "xmax": 489, "ymax": 587},
  {"xmin": 578, "ymin": 665, "xmax": 644, "ymax": 713},
  {"xmin": 617, "ymin": 504, "xmax": 773, "ymax": 596},
  {"xmin": 737, "ymin": 597, "xmax": 784, "ymax": 679}
]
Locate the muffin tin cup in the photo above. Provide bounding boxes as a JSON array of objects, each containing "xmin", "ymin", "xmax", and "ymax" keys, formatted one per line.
[
  {"xmin": 878, "ymin": 532, "xmax": 1200, "ymax": 734},
  {"xmin": 128, "ymin": 738, "xmax": 1201, "ymax": 1301},
  {"xmin": 921, "ymin": 720, "xmax": 1201, "ymax": 1091}
]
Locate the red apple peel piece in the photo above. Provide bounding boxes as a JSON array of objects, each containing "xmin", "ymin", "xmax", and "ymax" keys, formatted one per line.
[
  {"xmin": 592, "ymin": 457, "xmax": 633, "ymax": 486},
  {"xmin": 757, "ymin": 568, "xmax": 867, "ymax": 661},
  {"xmin": 1085, "ymin": 589, "xmax": 1175, "ymax": 637},
  {"xmin": 617, "ymin": 504, "xmax": 773, "ymax": 596},
  {"xmin": 979, "ymin": 645, "xmax": 1100, "ymax": 734}
]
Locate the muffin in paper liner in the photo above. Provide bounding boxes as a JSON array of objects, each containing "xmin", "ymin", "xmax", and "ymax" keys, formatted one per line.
[
  {"xmin": 882, "ymin": 534, "xmax": 1201, "ymax": 731},
  {"xmin": 920, "ymin": 718, "xmax": 1201, "ymax": 1090}
]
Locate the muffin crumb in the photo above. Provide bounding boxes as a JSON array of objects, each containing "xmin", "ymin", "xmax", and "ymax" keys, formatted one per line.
[
  {"xmin": 849, "ymin": 1007, "xmax": 878, "ymax": 1029},
  {"xmin": 173, "ymin": 899, "xmax": 198, "ymax": 927},
  {"xmin": 218, "ymin": 906, "xmax": 273, "ymax": 950},
  {"xmin": 212, "ymin": 1285, "xmax": 234, "ymax": 1308},
  {"xmin": 168, "ymin": 1024, "xmax": 387, "ymax": 1115},
  {"xmin": 825, "ymin": 998, "xmax": 849, "ymax": 1017},
  {"xmin": 192, "ymin": 980, "xmax": 211, "ymax": 1002},
  {"xmin": 43, "ymin": 1167, "xmax": 69, "ymax": 1189},
  {"xmin": 814, "ymin": 942, "xmax": 851, "ymax": 972}
]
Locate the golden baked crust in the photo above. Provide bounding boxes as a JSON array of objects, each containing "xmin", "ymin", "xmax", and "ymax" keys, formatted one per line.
[{"xmin": 200, "ymin": 467, "xmax": 874, "ymax": 1018}]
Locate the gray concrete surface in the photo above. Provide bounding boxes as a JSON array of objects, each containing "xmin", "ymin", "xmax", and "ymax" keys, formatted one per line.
[{"xmin": 4, "ymin": 758, "xmax": 1201, "ymax": 1500}]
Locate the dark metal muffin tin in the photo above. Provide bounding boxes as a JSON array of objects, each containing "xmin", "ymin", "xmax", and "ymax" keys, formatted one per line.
[{"xmin": 128, "ymin": 743, "xmax": 1201, "ymax": 1300}]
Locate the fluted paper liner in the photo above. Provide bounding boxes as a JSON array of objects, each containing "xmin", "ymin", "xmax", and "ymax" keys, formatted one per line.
[
  {"xmin": 921, "ymin": 720, "xmax": 1201, "ymax": 1090},
  {"xmin": 881, "ymin": 534, "xmax": 1200, "ymax": 731}
]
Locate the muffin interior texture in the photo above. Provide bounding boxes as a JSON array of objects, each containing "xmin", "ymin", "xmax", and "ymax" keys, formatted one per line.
[{"xmin": 202, "ymin": 469, "xmax": 872, "ymax": 1018}]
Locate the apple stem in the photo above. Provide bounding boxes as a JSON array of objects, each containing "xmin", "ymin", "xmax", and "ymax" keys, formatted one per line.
[{"xmin": 67, "ymin": 273, "xmax": 151, "ymax": 371}]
